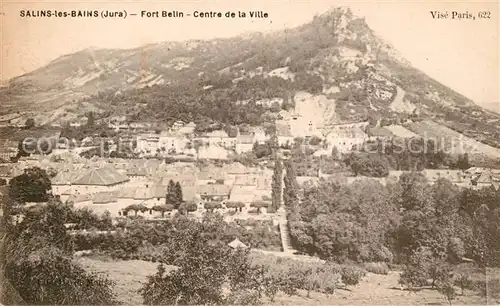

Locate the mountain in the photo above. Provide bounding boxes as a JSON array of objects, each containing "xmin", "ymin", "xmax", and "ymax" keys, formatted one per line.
[{"xmin": 1, "ymin": 7, "xmax": 499, "ymax": 149}]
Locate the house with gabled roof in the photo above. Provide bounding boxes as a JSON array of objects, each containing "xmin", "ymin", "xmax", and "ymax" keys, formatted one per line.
[
  {"xmin": 177, "ymin": 121, "xmax": 196, "ymax": 135},
  {"xmin": 221, "ymin": 162, "xmax": 254, "ymax": 175},
  {"xmin": 158, "ymin": 131, "xmax": 191, "ymax": 154},
  {"xmin": 325, "ymin": 125, "xmax": 367, "ymax": 154},
  {"xmin": 235, "ymin": 134, "xmax": 255, "ymax": 154},
  {"xmin": 197, "ymin": 144, "xmax": 230, "ymax": 160},
  {"xmin": 249, "ymin": 127, "xmax": 268, "ymax": 144},
  {"xmin": 126, "ymin": 166, "xmax": 149, "ymax": 185},
  {"xmin": 197, "ymin": 184, "xmax": 231, "ymax": 201},
  {"xmin": 92, "ymin": 191, "xmax": 120, "ymax": 204},
  {"xmin": 155, "ymin": 174, "xmax": 197, "ymax": 187},
  {"xmin": 195, "ymin": 129, "xmax": 235, "ymax": 149},
  {"xmin": 234, "ymin": 174, "xmax": 258, "ymax": 186},
  {"xmin": 367, "ymin": 127, "xmax": 394, "ymax": 141},
  {"xmin": 471, "ymin": 171, "xmax": 500, "ymax": 190},
  {"xmin": 51, "ymin": 170, "xmax": 83, "ymax": 201},
  {"xmin": 229, "ymin": 185, "xmax": 255, "ymax": 204},
  {"xmin": 70, "ymin": 166, "xmax": 130, "ymax": 195},
  {"xmin": 136, "ymin": 133, "xmax": 161, "ymax": 155},
  {"xmin": 197, "ymin": 168, "xmax": 226, "ymax": 185}
]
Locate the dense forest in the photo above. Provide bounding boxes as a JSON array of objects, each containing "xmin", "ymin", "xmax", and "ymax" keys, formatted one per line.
[{"xmin": 284, "ymin": 160, "xmax": 500, "ymax": 292}]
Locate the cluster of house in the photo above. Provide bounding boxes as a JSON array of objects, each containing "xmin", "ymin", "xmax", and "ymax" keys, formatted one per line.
[
  {"xmin": 275, "ymin": 115, "xmax": 422, "ymax": 155},
  {"xmin": 0, "ymin": 113, "xmax": 29, "ymax": 128},
  {"xmin": 1, "ymin": 153, "xmax": 274, "ymax": 218},
  {"xmin": 129, "ymin": 121, "xmax": 269, "ymax": 159}
]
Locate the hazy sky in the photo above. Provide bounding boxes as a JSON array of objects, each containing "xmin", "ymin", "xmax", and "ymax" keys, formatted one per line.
[{"xmin": 1, "ymin": 0, "xmax": 499, "ymax": 111}]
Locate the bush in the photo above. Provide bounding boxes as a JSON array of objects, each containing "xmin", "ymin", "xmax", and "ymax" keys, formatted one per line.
[
  {"xmin": 248, "ymin": 252, "xmax": 365, "ymax": 293},
  {"xmin": 437, "ymin": 281, "xmax": 457, "ymax": 306},
  {"xmin": 454, "ymin": 273, "xmax": 473, "ymax": 295},
  {"xmin": 2, "ymin": 199, "xmax": 118, "ymax": 305},
  {"xmin": 340, "ymin": 265, "xmax": 366, "ymax": 286},
  {"xmin": 308, "ymin": 136, "xmax": 323, "ymax": 146},
  {"xmin": 5, "ymin": 255, "xmax": 118, "ymax": 305},
  {"xmin": 364, "ymin": 262, "xmax": 389, "ymax": 275}
]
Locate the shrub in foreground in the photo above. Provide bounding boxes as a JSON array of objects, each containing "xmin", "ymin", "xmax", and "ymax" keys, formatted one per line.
[
  {"xmin": 340, "ymin": 265, "xmax": 366, "ymax": 286},
  {"xmin": 364, "ymin": 262, "xmax": 390, "ymax": 275}
]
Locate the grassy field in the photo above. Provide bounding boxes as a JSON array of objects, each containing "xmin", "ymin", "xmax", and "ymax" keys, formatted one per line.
[
  {"xmin": 77, "ymin": 256, "xmax": 494, "ymax": 305},
  {"xmin": 272, "ymin": 271, "xmax": 487, "ymax": 305},
  {"xmin": 75, "ymin": 256, "xmax": 164, "ymax": 305}
]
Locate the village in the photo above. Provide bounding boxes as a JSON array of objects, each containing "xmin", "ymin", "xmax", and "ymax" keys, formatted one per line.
[{"xmin": 1, "ymin": 105, "xmax": 499, "ymax": 223}]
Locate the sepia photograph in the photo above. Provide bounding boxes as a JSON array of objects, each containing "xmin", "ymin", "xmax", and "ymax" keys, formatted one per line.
[{"xmin": 0, "ymin": 0, "xmax": 499, "ymax": 305}]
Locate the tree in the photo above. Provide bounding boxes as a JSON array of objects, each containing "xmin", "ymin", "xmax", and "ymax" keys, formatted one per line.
[
  {"xmin": 344, "ymin": 153, "xmax": 389, "ymax": 177},
  {"xmin": 140, "ymin": 216, "xmax": 243, "ymax": 305},
  {"xmin": 1, "ymin": 199, "xmax": 117, "ymax": 305},
  {"xmin": 291, "ymin": 178, "xmax": 399, "ymax": 262},
  {"xmin": 252, "ymin": 142, "xmax": 272, "ymax": 159},
  {"xmin": 271, "ymin": 160, "xmax": 283, "ymax": 211},
  {"xmin": 454, "ymin": 271, "xmax": 472, "ymax": 296},
  {"xmin": 174, "ymin": 182, "xmax": 183, "ymax": 206},
  {"xmin": 86, "ymin": 111, "xmax": 95, "ymax": 127},
  {"xmin": 438, "ymin": 281, "xmax": 456, "ymax": 306},
  {"xmin": 250, "ymin": 201, "xmax": 269, "ymax": 214},
  {"xmin": 226, "ymin": 201, "xmax": 245, "ymax": 212},
  {"xmin": 204, "ymin": 202, "xmax": 222, "ymax": 212},
  {"xmin": 309, "ymin": 136, "xmax": 322, "ymax": 146},
  {"xmin": 9, "ymin": 167, "xmax": 52, "ymax": 203},
  {"xmin": 24, "ymin": 118, "xmax": 35, "ymax": 129},
  {"xmin": 400, "ymin": 247, "xmax": 434, "ymax": 288},
  {"xmin": 455, "ymin": 153, "xmax": 470, "ymax": 170},
  {"xmin": 283, "ymin": 160, "xmax": 299, "ymax": 210},
  {"xmin": 331, "ymin": 146, "xmax": 341, "ymax": 161},
  {"xmin": 166, "ymin": 180, "xmax": 177, "ymax": 206},
  {"xmin": 124, "ymin": 204, "xmax": 148, "ymax": 216},
  {"xmin": 152, "ymin": 204, "xmax": 174, "ymax": 217},
  {"xmin": 179, "ymin": 202, "xmax": 197, "ymax": 215}
]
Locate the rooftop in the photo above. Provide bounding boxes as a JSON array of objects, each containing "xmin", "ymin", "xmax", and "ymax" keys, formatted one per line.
[
  {"xmin": 236, "ymin": 134, "xmax": 255, "ymax": 144},
  {"xmin": 197, "ymin": 169, "xmax": 226, "ymax": 181},
  {"xmin": 228, "ymin": 238, "xmax": 248, "ymax": 249},
  {"xmin": 367, "ymin": 127, "xmax": 394, "ymax": 138},
  {"xmin": 197, "ymin": 184, "xmax": 231, "ymax": 196},
  {"xmin": 92, "ymin": 191, "xmax": 119, "ymax": 204},
  {"xmin": 327, "ymin": 126, "xmax": 366, "ymax": 139},
  {"xmin": 51, "ymin": 170, "xmax": 82, "ymax": 185},
  {"xmin": 73, "ymin": 166, "xmax": 129, "ymax": 186},
  {"xmin": 384, "ymin": 125, "xmax": 419, "ymax": 138}
]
